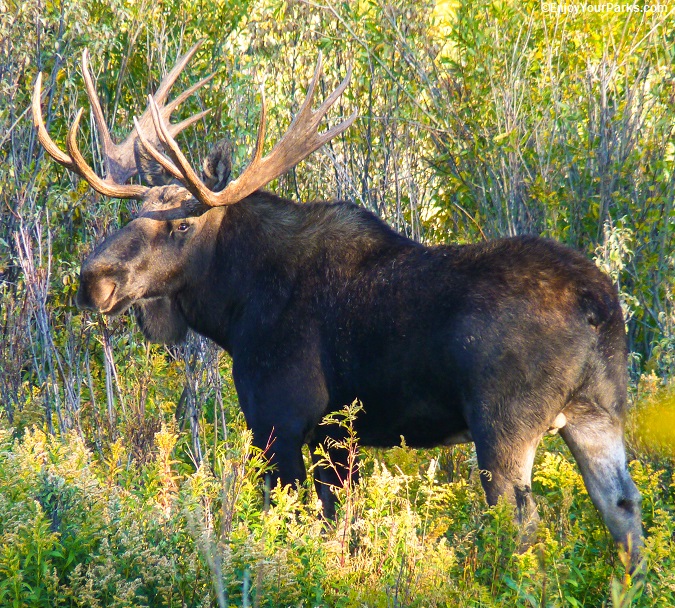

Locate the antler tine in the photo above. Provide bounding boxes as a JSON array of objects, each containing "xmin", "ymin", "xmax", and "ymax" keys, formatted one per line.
[
  {"xmin": 147, "ymin": 95, "xmax": 214, "ymax": 201},
  {"xmin": 282, "ymin": 54, "xmax": 352, "ymax": 133},
  {"xmin": 154, "ymin": 40, "xmax": 206, "ymax": 105},
  {"xmin": 168, "ymin": 108, "xmax": 212, "ymax": 138},
  {"xmin": 79, "ymin": 40, "xmax": 212, "ymax": 185},
  {"xmin": 81, "ymin": 49, "xmax": 116, "ymax": 160},
  {"xmin": 144, "ymin": 55, "xmax": 355, "ymax": 207},
  {"xmin": 165, "ymin": 73, "xmax": 215, "ymax": 115},
  {"xmin": 133, "ymin": 116, "xmax": 186, "ymax": 182},
  {"xmin": 66, "ymin": 108, "xmax": 147, "ymax": 199},
  {"xmin": 251, "ymin": 86, "xmax": 267, "ymax": 165},
  {"xmin": 320, "ymin": 109, "xmax": 358, "ymax": 141},
  {"xmin": 294, "ymin": 51, "xmax": 323, "ymax": 123},
  {"xmin": 32, "ymin": 72, "xmax": 82, "ymax": 174},
  {"xmin": 314, "ymin": 63, "xmax": 353, "ymax": 122}
]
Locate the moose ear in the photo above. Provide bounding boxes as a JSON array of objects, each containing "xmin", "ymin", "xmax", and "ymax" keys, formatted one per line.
[
  {"xmin": 201, "ymin": 139, "xmax": 232, "ymax": 192},
  {"xmin": 134, "ymin": 139, "xmax": 176, "ymax": 187}
]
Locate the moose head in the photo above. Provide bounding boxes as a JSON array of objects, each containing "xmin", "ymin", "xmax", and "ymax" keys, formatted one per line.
[{"xmin": 33, "ymin": 42, "xmax": 355, "ymax": 343}]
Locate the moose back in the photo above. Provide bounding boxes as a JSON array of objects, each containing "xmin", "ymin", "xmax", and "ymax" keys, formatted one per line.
[{"xmin": 33, "ymin": 43, "xmax": 642, "ymax": 567}]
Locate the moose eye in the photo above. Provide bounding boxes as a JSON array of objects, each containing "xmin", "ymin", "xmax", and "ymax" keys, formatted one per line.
[{"xmin": 176, "ymin": 222, "xmax": 190, "ymax": 232}]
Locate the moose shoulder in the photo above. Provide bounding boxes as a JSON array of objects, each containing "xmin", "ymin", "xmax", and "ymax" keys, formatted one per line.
[{"xmin": 33, "ymin": 43, "xmax": 642, "ymax": 568}]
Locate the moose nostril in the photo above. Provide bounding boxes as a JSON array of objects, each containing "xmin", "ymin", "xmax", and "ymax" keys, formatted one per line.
[
  {"xmin": 76, "ymin": 274, "xmax": 117, "ymax": 311},
  {"xmin": 96, "ymin": 278, "xmax": 116, "ymax": 305}
]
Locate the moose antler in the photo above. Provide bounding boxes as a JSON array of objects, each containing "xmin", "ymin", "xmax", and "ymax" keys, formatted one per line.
[
  {"xmin": 137, "ymin": 53, "xmax": 357, "ymax": 207},
  {"xmin": 32, "ymin": 41, "xmax": 213, "ymax": 199}
]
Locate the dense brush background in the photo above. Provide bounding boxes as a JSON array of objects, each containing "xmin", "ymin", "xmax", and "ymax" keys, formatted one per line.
[{"xmin": 1, "ymin": 0, "xmax": 674, "ymax": 605}]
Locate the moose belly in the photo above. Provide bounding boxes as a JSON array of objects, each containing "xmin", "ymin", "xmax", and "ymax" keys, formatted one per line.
[{"xmin": 353, "ymin": 396, "xmax": 470, "ymax": 449}]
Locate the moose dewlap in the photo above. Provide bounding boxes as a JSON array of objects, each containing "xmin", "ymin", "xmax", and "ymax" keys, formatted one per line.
[{"xmin": 33, "ymin": 42, "xmax": 643, "ymax": 569}]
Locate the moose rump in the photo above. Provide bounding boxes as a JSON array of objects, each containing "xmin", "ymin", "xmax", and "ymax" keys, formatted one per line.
[{"xmin": 32, "ymin": 42, "xmax": 642, "ymax": 568}]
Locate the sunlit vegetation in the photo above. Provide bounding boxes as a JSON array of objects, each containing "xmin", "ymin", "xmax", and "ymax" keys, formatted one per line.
[{"xmin": 1, "ymin": 0, "xmax": 673, "ymax": 605}]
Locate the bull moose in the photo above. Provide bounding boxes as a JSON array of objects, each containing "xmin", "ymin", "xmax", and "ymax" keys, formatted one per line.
[{"xmin": 33, "ymin": 42, "xmax": 642, "ymax": 567}]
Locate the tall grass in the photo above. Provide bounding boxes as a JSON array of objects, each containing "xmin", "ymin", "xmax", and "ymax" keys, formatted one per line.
[{"xmin": 0, "ymin": 403, "xmax": 673, "ymax": 606}]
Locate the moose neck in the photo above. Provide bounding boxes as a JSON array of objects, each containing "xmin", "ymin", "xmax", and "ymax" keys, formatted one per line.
[{"xmin": 174, "ymin": 191, "xmax": 413, "ymax": 354}]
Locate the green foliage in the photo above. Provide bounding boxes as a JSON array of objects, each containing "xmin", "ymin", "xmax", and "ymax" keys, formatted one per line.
[
  {"xmin": 1, "ymin": 0, "xmax": 675, "ymax": 605},
  {"xmin": 0, "ymin": 414, "xmax": 673, "ymax": 606},
  {"xmin": 632, "ymin": 377, "xmax": 675, "ymax": 459}
]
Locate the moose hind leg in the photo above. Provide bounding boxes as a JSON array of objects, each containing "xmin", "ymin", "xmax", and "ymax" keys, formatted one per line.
[
  {"xmin": 473, "ymin": 434, "xmax": 542, "ymax": 543},
  {"xmin": 560, "ymin": 409, "xmax": 643, "ymax": 568}
]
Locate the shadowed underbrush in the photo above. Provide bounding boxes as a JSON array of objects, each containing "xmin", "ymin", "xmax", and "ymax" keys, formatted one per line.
[{"xmin": 0, "ymin": 393, "xmax": 673, "ymax": 607}]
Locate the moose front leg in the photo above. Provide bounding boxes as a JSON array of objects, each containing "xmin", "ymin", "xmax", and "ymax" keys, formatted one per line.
[
  {"xmin": 233, "ymin": 349, "xmax": 332, "ymax": 511},
  {"xmin": 250, "ymin": 423, "xmax": 308, "ymax": 509}
]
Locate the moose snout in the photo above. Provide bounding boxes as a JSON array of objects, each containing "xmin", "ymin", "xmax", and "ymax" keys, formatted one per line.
[
  {"xmin": 76, "ymin": 273, "xmax": 116, "ymax": 312},
  {"xmin": 76, "ymin": 262, "xmax": 125, "ymax": 313}
]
